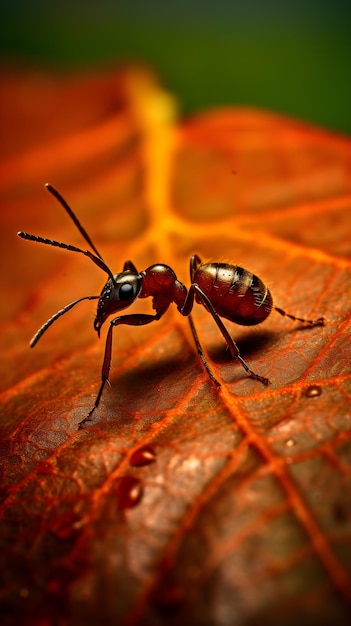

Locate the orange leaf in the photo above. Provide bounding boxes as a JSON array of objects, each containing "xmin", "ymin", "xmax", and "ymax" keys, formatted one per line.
[{"xmin": 1, "ymin": 67, "xmax": 351, "ymax": 625}]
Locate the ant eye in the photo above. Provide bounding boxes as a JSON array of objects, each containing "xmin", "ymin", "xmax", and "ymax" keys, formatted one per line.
[{"xmin": 119, "ymin": 283, "xmax": 134, "ymax": 300}]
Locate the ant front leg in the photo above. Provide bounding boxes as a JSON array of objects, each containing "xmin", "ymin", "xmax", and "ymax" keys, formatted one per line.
[
  {"xmin": 181, "ymin": 284, "xmax": 270, "ymax": 387},
  {"xmin": 78, "ymin": 312, "xmax": 161, "ymax": 429}
]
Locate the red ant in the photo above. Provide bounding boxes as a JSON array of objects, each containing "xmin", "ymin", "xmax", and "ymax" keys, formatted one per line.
[{"xmin": 18, "ymin": 185, "xmax": 325, "ymax": 429}]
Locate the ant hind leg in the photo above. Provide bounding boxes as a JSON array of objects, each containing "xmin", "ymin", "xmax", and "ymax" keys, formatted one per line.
[{"xmin": 274, "ymin": 307, "xmax": 324, "ymax": 327}]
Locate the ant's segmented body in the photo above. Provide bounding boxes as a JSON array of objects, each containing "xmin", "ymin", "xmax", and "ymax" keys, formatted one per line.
[{"xmin": 18, "ymin": 185, "xmax": 324, "ymax": 428}]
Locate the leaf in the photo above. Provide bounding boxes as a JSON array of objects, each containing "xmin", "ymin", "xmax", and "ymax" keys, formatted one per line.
[{"xmin": 1, "ymin": 66, "xmax": 351, "ymax": 626}]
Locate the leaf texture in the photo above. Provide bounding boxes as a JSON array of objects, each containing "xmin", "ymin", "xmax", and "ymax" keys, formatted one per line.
[{"xmin": 1, "ymin": 67, "xmax": 351, "ymax": 626}]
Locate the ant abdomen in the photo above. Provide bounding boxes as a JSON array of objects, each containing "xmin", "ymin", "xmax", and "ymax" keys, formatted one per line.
[{"xmin": 193, "ymin": 263, "xmax": 273, "ymax": 326}]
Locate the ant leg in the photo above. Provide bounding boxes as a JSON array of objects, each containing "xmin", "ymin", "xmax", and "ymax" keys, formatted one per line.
[
  {"xmin": 274, "ymin": 307, "xmax": 324, "ymax": 327},
  {"xmin": 188, "ymin": 314, "xmax": 221, "ymax": 388},
  {"xmin": 123, "ymin": 260, "xmax": 138, "ymax": 272},
  {"xmin": 78, "ymin": 312, "xmax": 161, "ymax": 429},
  {"xmin": 181, "ymin": 284, "xmax": 220, "ymax": 386},
  {"xmin": 189, "ymin": 254, "xmax": 202, "ymax": 281},
  {"xmin": 181, "ymin": 285, "xmax": 270, "ymax": 386},
  {"xmin": 187, "ymin": 256, "xmax": 222, "ymax": 384}
]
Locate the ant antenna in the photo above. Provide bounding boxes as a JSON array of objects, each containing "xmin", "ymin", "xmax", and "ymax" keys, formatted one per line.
[
  {"xmin": 45, "ymin": 184, "xmax": 104, "ymax": 260},
  {"xmin": 17, "ymin": 184, "xmax": 116, "ymax": 283},
  {"xmin": 30, "ymin": 295, "xmax": 100, "ymax": 347}
]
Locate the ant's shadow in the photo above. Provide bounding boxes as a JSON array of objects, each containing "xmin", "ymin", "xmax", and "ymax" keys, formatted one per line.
[
  {"xmin": 108, "ymin": 322, "xmax": 312, "ymax": 402},
  {"xmin": 112, "ymin": 351, "xmax": 195, "ymax": 394},
  {"xmin": 116, "ymin": 329, "xmax": 277, "ymax": 391},
  {"xmin": 205, "ymin": 318, "xmax": 319, "ymax": 365},
  {"xmin": 205, "ymin": 328, "xmax": 278, "ymax": 364}
]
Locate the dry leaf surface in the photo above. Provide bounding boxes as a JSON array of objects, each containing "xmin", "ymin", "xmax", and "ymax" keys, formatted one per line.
[{"xmin": 0, "ymin": 67, "xmax": 351, "ymax": 626}]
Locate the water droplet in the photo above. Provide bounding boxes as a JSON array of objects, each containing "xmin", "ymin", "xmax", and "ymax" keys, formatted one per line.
[
  {"xmin": 129, "ymin": 445, "xmax": 156, "ymax": 467},
  {"xmin": 285, "ymin": 438, "xmax": 296, "ymax": 448},
  {"xmin": 117, "ymin": 476, "xmax": 143, "ymax": 509},
  {"xmin": 304, "ymin": 385, "xmax": 322, "ymax": 398}
]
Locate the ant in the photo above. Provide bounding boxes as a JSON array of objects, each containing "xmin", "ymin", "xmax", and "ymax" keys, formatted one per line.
[{"xmin": 18, "ymin": 185, "xmax": 325, "ymax": 429}]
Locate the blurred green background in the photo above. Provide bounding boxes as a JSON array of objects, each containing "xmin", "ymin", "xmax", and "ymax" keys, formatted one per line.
[{"xmin": 1, "ymin": 0, "xmax": 351, "ymax": 134}]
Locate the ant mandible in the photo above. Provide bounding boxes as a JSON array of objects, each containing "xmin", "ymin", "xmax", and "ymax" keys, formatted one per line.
[{"xmin": 18, "ymin": 185, "xmax": 325, "ymax": 429}]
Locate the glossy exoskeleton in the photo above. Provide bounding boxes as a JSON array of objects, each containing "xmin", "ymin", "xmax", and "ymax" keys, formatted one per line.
[{"xmin": 18, "ymin": 185, "xmax": 324, "ymax": 428}]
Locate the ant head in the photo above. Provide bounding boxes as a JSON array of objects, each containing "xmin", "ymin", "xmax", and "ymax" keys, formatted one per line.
[{"xmin": 94, "ymin": 271, "xmax": 142, "ymax": 336}]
